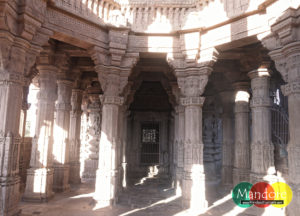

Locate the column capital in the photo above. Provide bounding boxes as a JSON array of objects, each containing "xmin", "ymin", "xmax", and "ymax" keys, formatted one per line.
[
  {"xmin": 180, "ymin": 96, "xmax": 205, "ymax": 107},
  {"xmin": 176, "ymin": 67, "xmax": 211, "ymax": 97},
  {"xmin": 87, "ymin": 94, "xmax": 101, "ymax": 112},
  {"xmin": 95, "ymin": 65, "xmax": 129, "ymax": 96}
]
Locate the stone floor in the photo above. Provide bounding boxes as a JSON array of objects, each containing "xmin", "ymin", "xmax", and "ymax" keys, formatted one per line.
[{"xmin": 19, "ymin": 177, "xmax": 284, "ymax": 216}]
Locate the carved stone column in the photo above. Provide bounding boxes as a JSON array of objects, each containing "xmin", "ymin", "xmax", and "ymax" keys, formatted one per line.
[
  {"xmin": 263, "ymin": 12, "xmax": 300, "ymax": 212},
  {"xmin": 177, "ymin": 67, "xmax": 211, "ymax": 213},
  {"xmin": 80, "ymin": 94, "xmax": 89, "ymax": 178},
  {"xmin": 232, "ymin": 82, "xmax": 250, "ymax": 185},
  {"xmin": 248, "ymin": 68, "xmax": 276, "ymax": 183},
  {"xmin": 24, "ymin": 64, "xmax": 57, "ymax": 201},
  {"xmin": 82, "ymin": 94, "xmax": 101, "ymax": 181},
  {"xmin": 175, "ymin": 105, "xmax": 185, "ymax": 196},
  {"xmin": 94, "ymin": 94, "xmax": 124, "ymax": 207},
  {"xmin": 52, "ymin": 80, "xmax": 73, "ymax": 192},
  {"xmin": 121, "ymin": 109, "xmax": 130, "ymax": 189},
  {"xmin": 0, "ymin": 37, "xmax": 29, "ymax": 215},
  {"xmin": 19, "ymin": 81, "xmax": 31, "ymax": 191},
  {"xmin": 69, "ymin": 89, "xmax": 83, "ymax": 184},
  {"xmin": 219, "ymin": 91, "xmax": 234, "ymax": 189}
]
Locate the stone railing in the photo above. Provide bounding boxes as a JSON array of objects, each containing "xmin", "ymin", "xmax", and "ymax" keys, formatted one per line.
[
  {"xmin": 50, "ymin": 0, "xmax": 278, "ymax": 33},
  {"xmin": 51, "ymin": 0, "xmax": 125, "ymax": 26},
  {"xmin": 121, "ymin": 5, "xmax": 195, "ymax": 32}
]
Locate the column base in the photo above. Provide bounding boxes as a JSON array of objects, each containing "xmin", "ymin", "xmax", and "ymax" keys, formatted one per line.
[
  {"xmin": 23, "ymin": 168, "xmax": 54, "ymax": 202},
  {"xmin": 69, "ymin": 162, "xmax": 81, "ymax": 184},
  {"xmin": 182, "ymin": 171, "xmax": 207, "ymax": 214},
  {"xmin": 0, "ymin": 176, "xmax": 21, "ymax": 216},
  {"xmin": 94, "ymin": 169, "xmax": 117, "ymax": 208},
  {"xmin": 233, "ymin": 168, "xmax": 250, "ymax": 186},
  {"xmin": 53, "ymin": 164, "xmax": 70, "ymax": 192}
]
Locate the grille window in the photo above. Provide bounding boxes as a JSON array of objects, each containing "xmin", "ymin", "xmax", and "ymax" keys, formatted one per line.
[{"xmin": 141, "ymin": 123, "xmax": 159, "ymax": 164}]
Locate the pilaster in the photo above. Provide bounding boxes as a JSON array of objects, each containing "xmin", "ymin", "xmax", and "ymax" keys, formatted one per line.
[
  {"xmin": 219, "ymin": 91, "xmax": 234, "ymax": 189},
  {"xmin": 69, "ymin": 89, "xmax": 83, "ymax": 184},
  {"xmin": 82, "ymin": 94, "xmax": 101, "ymax": 181},
  {"xmin": 174, "ymin": 105, "xmax": 185, "ymax": 196},
  {"xmin": 52, "ymin": 80, "xmax": 73, "ymax": 192},
  {"xmin": 232, "ymin": 82, "xmax": 250, "ymax": 186}
]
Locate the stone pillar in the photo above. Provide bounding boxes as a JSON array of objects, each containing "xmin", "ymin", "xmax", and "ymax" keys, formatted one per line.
[
  {"xmin": 19, "ymin": 82, "xmax": 31, "ymax": 191},
  {"xmin": 177, "ymin": 68, "xmax": 211, "ymax": 213},
  {"xmin": 269, "ymin": 43, "xmax": 300, "ymax": 215},
  {"xmin": 20, "ymin": 82, "xmax": 30, "ymax": 138},
  {"xmin": 94, "ymin": 94, "xmax": 123, "ymax": 207},
  {"xmin": 248, "ymin": 68, "xmax": 276, "ymax": 183},
  {"xmin": 69, "ymin": 89, "xmax": 83, "ymax": 184},
  {"xmin": 52, "ymin": 80, "xmax": 73, "ymax": 192},
  {"xmin": 24, "ymin": 65, "xmax": 57, "ymax": 202},
  {"xmin": 0, "ymin": 37, "xmax": 28, "ymax": 215},
  {"xmin": 232, "ymin": 83, "xmax": 250, "ymax": 185},
  {"xmin": 175, "ymin": 105, "xmax": 185, "ymax": 196},
  {"xmin": 121, "ymin": 110, "xmax": 130, "ymax": 189},
  {"xmin": 284, "ymin": 74, "xmax": 300, "ymax": 216},
  {"xmin": 82, "ymin": 94, "xmax": 101, "ymax": 181},
  {"xmin": 80, "ymin": 94, "xmax": 89, "ymax": 178},
  {"xmin": 219, "ymin": 91, "xmax": 234, "ymax": 189}
]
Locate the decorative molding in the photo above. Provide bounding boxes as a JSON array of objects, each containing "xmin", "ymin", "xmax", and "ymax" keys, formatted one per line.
[
  {"xmin": 180, "ymin": 96, "xmax": 205, "ymax": 106},
  {"xmin": 99, "ymin": 95, "xmax": 124, "ymax": 105}
]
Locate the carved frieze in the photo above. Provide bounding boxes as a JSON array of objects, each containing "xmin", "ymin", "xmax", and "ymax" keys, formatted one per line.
[
  {"xmin": 99, "ymin": 95, "xmax": 124, "ymax": 106},
  {"xmin": 180, "ymin": 96, "xmax": 205, "ymax": 106},
  {"xmin": 282, "ymin": 81, "xmax": 300, "ymax": 96},
  {"xmin": 250, "ymin": 97, "xmax": 272, "ymax": 108}
]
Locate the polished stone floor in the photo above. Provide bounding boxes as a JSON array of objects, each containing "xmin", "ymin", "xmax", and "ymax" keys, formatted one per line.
[{"xmin": 19, "ymin": 177, "xmax": 284, "ymax": 216}]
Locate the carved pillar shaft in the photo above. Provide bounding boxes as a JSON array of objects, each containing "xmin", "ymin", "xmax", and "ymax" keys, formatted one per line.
[
  {"xmin": 0, "ymin": 37, "xmax": 28, "ymax": 215},
  {"xmin": 121, "ymin": 110, "xmax": 129, "ymax": 189},
  {"xmin": 175, "ymin": 105, "xmax": 184, "ymax": 195},
  {"xmin": 232, "ymin": 84, "xmax": 250, "ymax": 185},
  {"xmin": 248, "ymin": 69, "xmax": 276, "ymax": 183},
  {"xmin": 220, "ymin": 91, "xmax": 234, "ymax": 188},
  {"xmin": 272, "ymin": 45, "xmax": 300, "ymax": 216},
  {"xmin": 52, "ymin": 80, "xmax": 73, "ymax": 192},
  {"xmin": 94, "ymin": 95, "xmax": 123, "ymax": 207},
  {"xmin": 82, "ymin": 94, "xmax": 101, "ymax": 181},
  {"xmin": 69, "ymin": 89, "xmax": 83, "ymax": 184},
  {"xmin": 24, "ymin": 65, "xmax": 57, "ymax": 202},
  {"xmin": 80, "ymin": 96, "xmax": 89, "ymax": 178},
  {"xmin": 19, "ymin": 83, "xmax": 31, "ymax": 191},
  {"xmin": 262, "ymin": 10, "xmax": 300, "ymax": 215},
  {"xmin": 175, "ymin": 67, "xmax": 213, "ymax": 213},
  {"xmin": 181, "ymin": 96, "xmax": 206, "ymax": 211}
]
